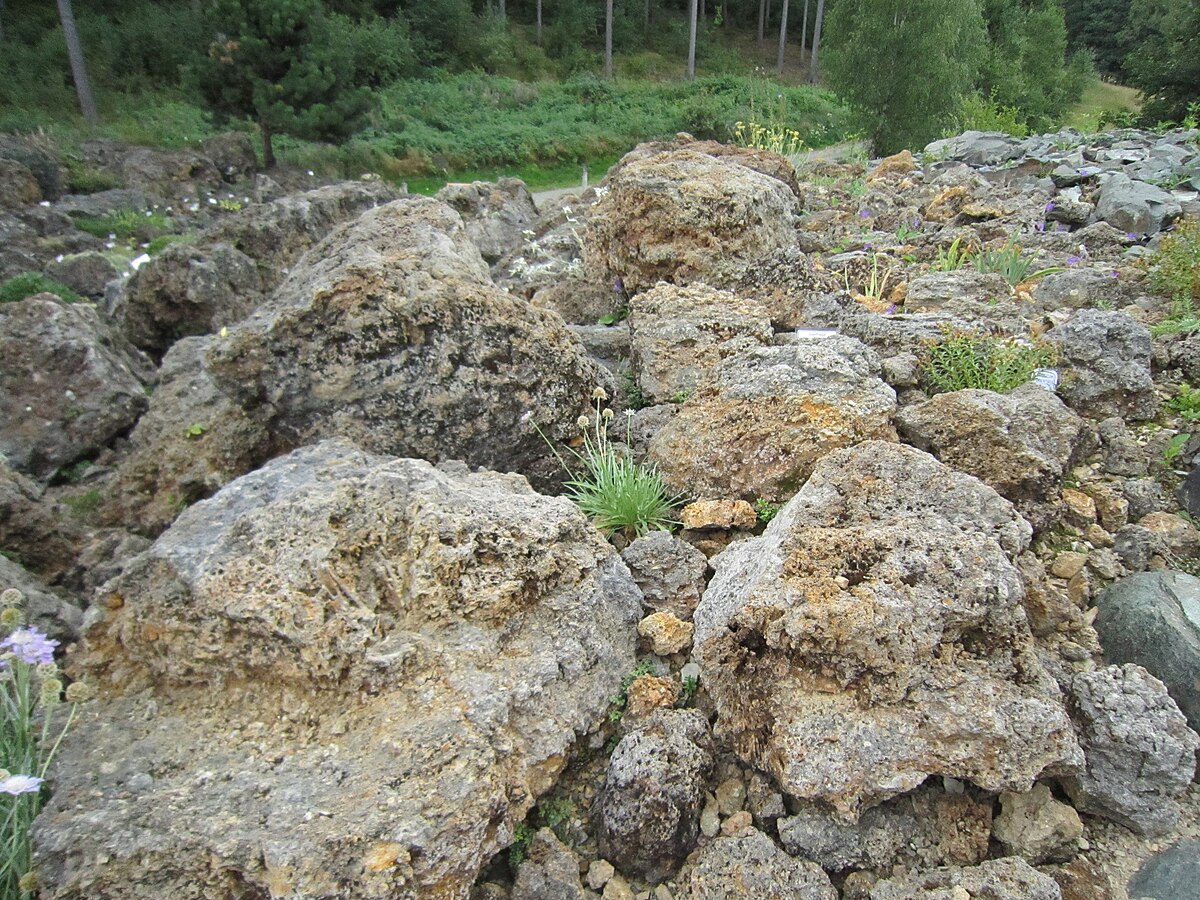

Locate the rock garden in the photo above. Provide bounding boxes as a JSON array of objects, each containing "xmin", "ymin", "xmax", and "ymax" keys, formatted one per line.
[{"xmin": 1, "ymin": 124, "xmax": 1200, "ymax": 899}]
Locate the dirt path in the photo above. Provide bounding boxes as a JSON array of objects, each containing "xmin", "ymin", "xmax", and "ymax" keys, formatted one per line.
[{"xmin": 530, "ymin": 138, "xmax": 871, "ymax": 208}]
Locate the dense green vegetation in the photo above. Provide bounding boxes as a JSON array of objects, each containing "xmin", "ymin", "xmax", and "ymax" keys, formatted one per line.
[{"xmin": 0, "ymin": 0, "xmax": 1187, "ymax": 180}]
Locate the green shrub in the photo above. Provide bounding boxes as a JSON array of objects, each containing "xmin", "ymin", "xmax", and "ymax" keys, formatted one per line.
[
  {"xmin": 933, "ymin": 237, "xmax": 973, "ymax": 271},
  {"xmin": 1153, "ymin": 296, "xmax": 1200, "ymax": 337},
  {"xmin": 920, "ymin": 329, "xmax": 1056, "ymax": 394},
  {"xmin": 1167, "ymin": 383, "xmax": 1200, "ymax": 422},
  {"xmin": 70, "ymin": 209, "xmax": 173, "ymax": 242},
  {"xmin": 0, "ymin": 273, "xmax": 82, "ymax": 305},
  {"xmin": 949, "ymin": 92, "xmax": 1030, "ymax": 137},
  {"xmin": 1148, "ymin": 218, "xmax": 1200, "ymax": 302},
  {"xmin": 608, "ymin": 658, "xmax": 657, "ymax": 723}
]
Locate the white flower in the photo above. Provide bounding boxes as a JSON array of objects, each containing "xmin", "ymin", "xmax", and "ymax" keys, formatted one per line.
[{"xmin": 0, "ymin": 774, "xmax": 43, "ymax": 795}]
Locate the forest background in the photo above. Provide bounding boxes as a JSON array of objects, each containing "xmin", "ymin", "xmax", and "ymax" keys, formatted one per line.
[{"xmin": 0, "ymin": 0, "xmax": 1194, "ymax": 191}]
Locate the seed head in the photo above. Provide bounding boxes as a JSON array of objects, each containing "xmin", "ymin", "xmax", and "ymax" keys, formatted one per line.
[
  {"xmin": 592, "ymin": 387, "xmax": 608, "ymax": 401},
  {"xmin": 0, "ymin": 608, "xmax": 23, "ymax": 629},
  {"xmin": 0, "ymin": 588, "xmax": 23, "ymax": 608},
  {"xmin": 577, "ymin": 415, "xmax": 590, "ymax": 430},
  {"xmin": 65, "ymin": 681, "xmax": 94, "ymax": 703}
]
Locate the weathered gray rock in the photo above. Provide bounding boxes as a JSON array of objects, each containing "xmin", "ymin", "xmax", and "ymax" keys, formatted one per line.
[
  {"xmin": 924, "ymin": 132, "xmax": 1025, "ymax": 167},
  {"xmin": 437, "ymin": 178, "xmax": 538, "ymax": 264},
  {"xmin": 903, "ymin": 270, "xmax": 1013, "ymax": 312},
  {"xmin": 1047, "ymin": 310, "xmax": 1158, "ymax": 422},
  {"xmin": 628, "ymin": 283, "xmax": 773, "ymax": 405},
  {"xmin": 200, "ymin": 133, "xmax": 258, "ymax": 182},
  {"xmin": 1099, "ymin": 417, "xmax": 1149, "ymax": 478},
  {"xmin": 1113, "ymin": 525, "xmax": 1165, "ymax": 572},
  {"xmin": 868, "ymin": 857, "xmax": 1062, "ymax": 900},
  {"xmin": 620, "ymin": 531, "xmax": 709, "ymax": 621},
  {"xmin": 1096, "ymin": 173, "xmax": 1182, "ymax": 235},
  {"xmin": 675, "ymin": 828, "xmax": 836, "ymax": 900},
  {"xmin": 512, "ymin": 829, "xmax": 585, "ymax": 900},
  {"xmin": 593, "ymin": 708, "xmax": 714, "ymax": 883},
  {"xmin": 1127, "ymin": 839, "xmax": 1200, "ymax": 900},
  {"xmin": 585, "ymin": 142, "xmax": 801, "ymax": 293},
  {"xmin": 121, "ymin": 180, "xmax": 400, "ymax": 355},
  {"xmin": 0, "ymin": 158, "xmax": 40, "ymax": 208},
  {"xmin": 0, "ymin": 294, "xmax": 152, "ymax": 480},
  {"xmin": 647, "ymin": 337, "xmax": 897, "ymax": 503},
  {"xmin": 109, "ymin": 336, "xmax": 271, "ymax": 536},
  {"xmin": 0, "ymin": 557, "xmax": 82, "ymax": 644},
  {"xmin": 34, "ymin": 440, "xmax": 643, "ymax": 899},
  {"xmin": 992, "ymin": 783, "xmax": 1083, "ymax": 864},
  {"xmin": 44, "ymin": 251, "xmax": 119, "ymax": 299},
  {"xmin": 693, "ymin": 441, "xmax": 1081, "ymax": 820},
  {"xmin": 1061, "ymin": 664, "xmax": 1198, "ymax": 836},
  {"xmin": 0, "ymin": 455, "xmax": 83, "ymax": 580},
  {"xmin": 896, "ymin": 383, "xmax": 1091, "ymax": 530},
  {"xmin": 778, "ymin": 783, "xmax": 991, "ymax": 873},
  {"xmin": 1033, "ymin": 269, "xmax": 1134, "ymax": 313},
  {"xmin": 204, "ymin": 197, "xmax": 610, "ymax": 492},
  {"xmin": 119, "ymin": 146, "xmax": 222, "ymax": 197},
  {"xmin": 1094, "ymin": 571, "xmax": 1200, "ymax": 731}
]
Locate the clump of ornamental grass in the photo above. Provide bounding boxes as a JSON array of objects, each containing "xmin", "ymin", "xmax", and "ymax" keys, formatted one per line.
[
  {"xmin": 541, "ymin": 389, "xmax": 681, "ymax": 540},
  {"xmin": 0, "ymin": 588, "xmax": 90, "ymax": 898}
]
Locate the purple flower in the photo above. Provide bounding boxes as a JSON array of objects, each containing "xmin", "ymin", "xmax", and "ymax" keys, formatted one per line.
[
  {"xmin": 1126, "ymin": 232, "xmax": 1140, "ymax": 240},
  {"xmin": 1, "ymin": 628, "xmax": 58, "ymax": 666},
  {"xmin": 613, "ymin": 276, "xmax": 623, "ymax": 295},
  {"xmin": 885, "ymin": 304, "xmax": 898, "ymax": 314},
  {"xmin": 1067, "ymin": 255, "xmax": 1082, "ymax": 266},
  {"xmin": 1109, "ymin": 270, "xmax": 1120, "ymax": 278},
  {"xmin": 1035, "ymin": 221, "xmax": 1046, "ymax": 233},
  {"xmin": 1045, "ymin": 201, "xmax": 1056, "ymax": 212},
  {"xmin": 0, "ymin": 774, "xmax": 43, "ymax": 795},
  {"xmin": 858, "ymin": 209, "xmax": 871, "ymax": 219}
]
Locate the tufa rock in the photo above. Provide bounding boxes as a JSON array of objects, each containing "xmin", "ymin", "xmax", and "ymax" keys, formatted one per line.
[
  {"xmin": 512, "ymin": 829, "xmax": 586, "ymax": 900},
  {"xmin": 1047, "ymin": 310, "xmax": 1158, "ymax": 422},
  {"xmin": 674, "ymin": 827, "xmax": 836, "ymax": 900},
  {"xmin": 992, "ymin": 784, "xmax": 1083, "ymax": 864},
  {"xmin": 692, "ymin": 441, "xmax": 1081, "ymax": 820},
  {"xmin": 437, "ymin": 178, "xmax": 538, "ymax": 264},
  {"xmin": 638, "ymin": 611, "xmax": 694, "ymax": 656},
  {"xmin": 620, "ymin": 531, "xmax": 709, "ymax": 621},
  {"xmin": 868, "ymin": 857, "xmax": 1062, "ymax": 900},
  {"xmin": 34, "ymin": 440, "xmax": 643, "ymax": 899}
]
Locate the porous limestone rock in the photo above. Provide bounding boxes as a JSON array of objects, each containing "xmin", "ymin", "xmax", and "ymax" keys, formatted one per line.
[
  {"xmin": 638, "ymin": 611, "xmax": 694, "ymax": 656},
  {"xmin": 896, "ymin": 383, "xmax": 1091, "ymax": 531},
  {"xmin": 778, "ymin": 783, "xmax": 992, "ymax": 873},
  {"xmin": 868, "ymin": 857, "xmax": 1062, "ymax": 900},
  {"xmin": 992, "ymin": 784, "xmax": 1083, "ymax": 864},
  {"xmin": 121, "ymin": 180, "xmax": 400, "ymax": 355},
  {"xmin": 34, "ymin": 440, "xmax": 643, "ymax": 899},
  {"xmin": 647, "ymin": 337, "xmax": 897, "ymax": 504},
  {"xmin": 692, "ymin": 441, "xmax": 1081, "ymax": 820},
  {"xmin": 1061, "ymin": 664, "xmax": 1198, "ymax": 836},
  {"xmin": 585, "ymin": 143, "xmax": 800, "ymax": 293},
  {"xmin": 1095, "ymin": 172, "xmax": 1182, "ymax": 235},
  {"xmin": 620, "ymin": 531, "xmax": 708, "ymax": 621},
  {"xmin": 205, "ymin": 197, "xmax": 610, "ymax": 491},
  {"xmin": 0, "ymin": 455, "xmax": 83, "ymax": 580},
  {"xmin": 627, "ymin": 283, "xmax": 773, "ymax": 405},
  {"xmin": 674, "ymin": 827, "xmax": 837, "ymax": 900},
  {"xmin": 0, "ymin": 294, "xmax": 152, "ymax": 481},
  {"xmin": 1046, "ymin": 310, "xmax": 1158, "ymax": 422},
  {"xmin": 511, "ymin": 829, "xmax": 586, "ymax": 900},
  {"xmin": 437, "ymin": 177, "xmax": 538, "ymax": 264},
  {"xmin": 0, "ymin": 558, "xmax": 82, "ymax": 644},
  {"xmin": 593, "ymin": 708, "xmax": 714, "ymax": 883}
]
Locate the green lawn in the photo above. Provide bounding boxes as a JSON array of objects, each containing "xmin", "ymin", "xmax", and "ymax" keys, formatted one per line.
[{"xmin": 1063, "ymin": 78, "xmax": 1141, "ymax": 132}]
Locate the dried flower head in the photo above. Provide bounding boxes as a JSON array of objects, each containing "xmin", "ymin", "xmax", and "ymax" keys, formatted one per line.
[
  {"xmin": 65, "ymin": 681, "xmax": 94, "ymax": 703},
  {"xmin": 0, "ymin": 607, "xmax": 23, "ymax": 630},
  {"xmin": 0, "ymin": 588, "xmax": 23, "ymax": 608},
  {"xmin": 577, "ymin": 415, "xmax": 590, "ymax": 430},
  {"xmin": 603, "ymin": 408, "xmax": 614, "ymax": 420},
  {"xmin": 592, "ymin": 387, "xmax": 608, "ymax": 401}
]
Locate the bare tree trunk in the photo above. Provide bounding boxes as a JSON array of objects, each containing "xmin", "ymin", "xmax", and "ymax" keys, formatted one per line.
[
  {"xmin": 808, "ymin": 0, "xmax": 824, "ymax": 84},
  {"xmin": 57, "ymin": 0, "xmax": 97, "ymax": 124},
  {"xmin": 686, "ymin": 0, "xmax": 698, "ymax": 80},
  {"xmin": 775, "ymin": 0, "xmax": 789, "ymax": 74},
  {"xmin": 604, "ymin": 0, "xmax": 613, "ymax": 79},
  {"xmin": 757, "ymin": 0, "xmax": 765, "ymax": 45},
  {"xmin": 536, "ymin": 0, "xmax": 543, "ymax": 43},
  {"xmin": 260, "ymin": 120, "xmax": 275, "ymax": 170},
  {"xmin": 800, "ymin": 0, "xmax": 808, "ymax": 58}
]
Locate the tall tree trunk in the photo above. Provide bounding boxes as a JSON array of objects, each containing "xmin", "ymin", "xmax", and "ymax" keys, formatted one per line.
[
  {"xmin": 57, "ymin": 0, "xmax": 98, "ymax": 124},
  {"xmin": 604, "ymin": 0, "xmax": 613, "ymax": 79},
  {"xmin": 686, "ymin": 0, "xmax": 698, "ymax": 79},
  {"xmin": 800, "ymin": 0, "xmax": 808, "ymax": 58},
  {"xmin": 775, "ymin": 0, "xmax": 789, "ymax": 74},
  {"xmin": 757, "ymin": 0, "xmax": 765, "ymax": 44},
  {"xmin": 536, "ymin": 0, "xmax": 543, "ymax": 44},
  {"xmin": 498, "ymin": 0, "xmax": 506, "ymax": 19},
  {"xmin": 808, "ymin": 0, "xmax": 824, "ymax": 83},
  {"xmin": 700, "ymin": 0, "xmax": 705, "ymax": 23},
  {"xmin": 260, "ymin": 120, "xmax": 275, "ymax": 170}
]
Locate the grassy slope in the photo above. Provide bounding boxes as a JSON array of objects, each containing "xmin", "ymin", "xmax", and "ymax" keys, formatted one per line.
[{"xmin": 1063, "ymin": 78, "xmax": 1142, "ymax": 131}]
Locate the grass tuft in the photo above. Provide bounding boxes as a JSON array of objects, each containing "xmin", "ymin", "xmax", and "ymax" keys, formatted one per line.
[{"xmin": 920, "ymin": 328, "xmax": 1056, "ymax": 394}]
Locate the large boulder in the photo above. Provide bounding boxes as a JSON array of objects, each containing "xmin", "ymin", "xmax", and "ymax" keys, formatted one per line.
[
  {"xmin": 693, "ymin": 441, "xmax": 1081, "ymax": 820},
  {"xmin": 108, "ymin": 336, "xmax": 271, "ymax": 536},
  {"xmin": 0, "ymin": 556, "xmax": 82, "ymax": 644},
  {"xmin": 0, "ymin": 455, "xmax": 83, "ymax": 580},
  {"xmin": 674, "ymin": 827, "xmax": 837, "ymax": 900},
  {"xmin": 1094, "ymin": 571, "xmax": 1200, "ymax": 731},
  {"xmin": 121, "ymin": 180, "xmax": 401, "ymax": 355},
  {"xmin": 896, "ymin": 384, "xmax": 1092, "ymax": 531},
  {"xmin": 628, "ymin": 282, "xmax": 773, "ymax": 405},
  {"xmin": 647, "ymin": 337, "xmax": 897, "ymax": 503},
  {"xmin": 584, "ymin": 143, "xmax": 801, "ymax": 293},
  {"xmin": 0, "ymin": 294, "xmax": 152, "ymax": 480},
  {"xmin": 592, "ymin": 708, "xmax": 714, "ymax": 883},
  {"xmin": 437, "ymin": 178, "xmax": 538, "ymax": 264},
  {"xmin": 1095, "ymin": 173, "xmax": 1182, "ymax": 235},
  {"xmin": 1060, "ymin": 664, "xmax": 1198, "ymax": 837},
  {"xmin": 34, "ymin": 440, "xmax": 643, "ymax": 899},
  {"xmin": 1047, "ymin": 310, "xmax": 1158, "ymax": 422},
  {"xmin": 204, "ymin": 196, "xmax": 609, "ymax": 491},
  {"xmin": 0, "ymin": 158, "xmax": 41, "ymax": 209}
]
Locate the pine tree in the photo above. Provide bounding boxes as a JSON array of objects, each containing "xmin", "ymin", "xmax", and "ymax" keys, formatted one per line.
[
  {"xmin": 194, "ymin": 0, "xmax": 372, "ymax": 168},
  {"xmin": 824, "ymin": 0, "xmax": 987, "ymax": 154},
  {"xmin": 1124, "ymin": 0, "xmax": 1200, "ymax": 123}
]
